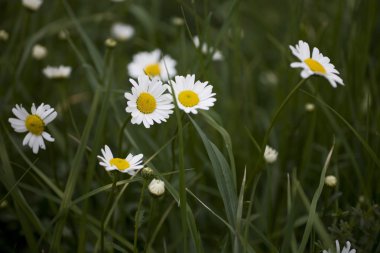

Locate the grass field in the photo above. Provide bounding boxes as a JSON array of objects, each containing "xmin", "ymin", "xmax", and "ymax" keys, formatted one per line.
[{"xmin": 1, "ymin": 0, "xmax": 380, "ymax": 252}]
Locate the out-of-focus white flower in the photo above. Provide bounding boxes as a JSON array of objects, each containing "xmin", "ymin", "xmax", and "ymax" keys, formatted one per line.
[
  {"xmin": 58, "ymin": 30, "xmax": 68, "ymax": 40},
  {"xmin": 0, "ymin": 30, "xmax": 9, "ymax": 41},
  {"xmin": 22, "ymin": 0, "xmax": 43, "ymax": 11},
  {"xmin": 32, "ymin": 44, "xmax": 47, "ymax": 60},
  {"xmin": 305, "ymin": 103, "xmax": 315, "ymax": 112},
  {"xmin": 323, "ymin": 240, "xmax": 356, "ymax": 253},
  {"xmin": 9, "ymin": 103, "xmax": 57, "ymax": 154},
  {"xmin": 324, "ymin": 175, "xmax": 337, "ymax": 187},
  {"xmin": 171, "ymin": 16, "xmax": 184, "ymax": 26},
  {"xmin": 111, "ymin": 23, "xmax": 134, "ymax": 41},
  {"xmin": 193, "ymin": 36, "xmax": 223, "ymax": 61},
  {"xmin": 259, "ymin": 71, "xmax": 278, "ymax": 86},
  {"xmin": 289, "ymin": 40, "xmax": 344, "ymax": 88},
  {"xmin": 148, "ymin": 179, "xmax": 165, "ymax": 197},
  {"xmin": 127, "ymin": 49, "xmax": 177, "ymax": 81},
  {"xmin": 43, "ymin": 65, "xmax": 71, "ymax": 79},
  {"xmin": 264, "ymin": 145, "xmax": 278, "ymax": 163}
]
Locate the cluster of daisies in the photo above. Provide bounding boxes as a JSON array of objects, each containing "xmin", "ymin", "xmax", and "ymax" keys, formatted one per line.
[
  {"xmin": 11, "ymin": 0, "xmax": 346, "ymax": 209},
  {"xmin": 7, "ymin": 0, "xmax": 352, "ymax": 248},
  {"xmin": 8, "ymin": 39, "xmax": 343, "ymax": 167}
]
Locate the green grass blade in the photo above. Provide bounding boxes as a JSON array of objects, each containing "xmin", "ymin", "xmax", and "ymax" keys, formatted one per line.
[
  {"xmin": 190, "ymin": 117, "xmax": 238, "ymax": 235},
  {"xmin": 200, "ymin": 111, "xmax": 237, "ymax": 191},
  {"xmin": 51, "ymin": 89, "xmax": 101, "ymax": 251},
  {"xmin": 297, "ymin": 140, "xmax": 335, "ymax": 253}
]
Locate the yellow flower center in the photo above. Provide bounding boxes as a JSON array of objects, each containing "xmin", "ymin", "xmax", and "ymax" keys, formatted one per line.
[
  {"xmin": 136, "ymin": 92, "xmax": 157, "ymax": 114},
  {"xmin": 110, "ymin": 158, "xmax": 130, "ymax": 171},
  {"xmin": 178, "ymin": 90, "xmax": 200, "ymax": 107},
  {"xmin": 25, "ymin": 115, "xmax": 44, "ymax": 135},
  {"xmin": 144, "ymin": 63, "xmax": 161, "ymax": 77},
  {"xmin": 304, "ymin": 58, "xmax": 326, "ymax": 74}
]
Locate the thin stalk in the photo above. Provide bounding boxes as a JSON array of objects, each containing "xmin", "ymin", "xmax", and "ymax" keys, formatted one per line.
[
  {"xmin": 100, "ymin": 172, "xmax": 118, "ymax": 252},
  {"xmin": 252, "ymin": 78, "xmax": 306, "ymax": 179},
  {"xmin": 166, "ymin": 65, "xmax": 188, "ymax": 252},
  {"xmin": 134, "ymin": 181, "xmax": 147, "ymax": 253},
  {"xmin": 118, "ymin": 115, "xmax": 131, "ymax": 155}
]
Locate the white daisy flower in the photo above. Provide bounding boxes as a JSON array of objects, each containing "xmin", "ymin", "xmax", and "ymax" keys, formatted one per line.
[
  {"xmin": 43, "ymin": 65, "xmax": 71, "ymax": 79},
  {"xmin": 148, "ymin": 179, "xmax": 165, "ymax": 196},
  {"xmin": 264, "ymin": 145, "xmax": 278, "ymax": 163},
  {"xmin": 32, "ymin": 44, "xmax": 47, "ymax": 60},
  {"xmin": 8, "ymin": 103, "xmax": 57, "ymax": 154},
  {"xmin": 97, "ymin": 145, "xmax": 144, "ymax": 175},
  {"xmin": 22, "ymin": 0, "xmax": 43, "ymax": 11},
  {"xmin": 323, "ymin": 240, "xmax": 356, "ymax": 253},
  {"xmin": 125, "ymin": 75, "xmax": 174, "ymax": 128},
  {"xmin": 193, "ymin": 36, "xmax": 223, "ymax": 61},
  {"xmin": 168, "ymin": 74, "xmax": 216, "ymax": 114},
  {"xmin": 127, "ymin": 49, "xmax": 177, "ymax": 81},
  {"xmin": 111, "ymin": 22, "xmax": 134, "ymax": 41},
  {"xmin": 289, "ymin": 40, "xmax": 344, "ymax": 88}
]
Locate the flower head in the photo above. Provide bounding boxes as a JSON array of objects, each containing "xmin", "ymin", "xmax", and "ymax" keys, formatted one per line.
[
  {"xmin": 148, "ymin": 179, "xmax": 165, "ymax": 196},
  {"xmin": 289, "ymin": 40, "xmax": 344, "ymax": 88},
  {"xmin": 264, "ymin": 145, "xmax": 278, "ymax": 163},
  {"xmin": 127, "ymin": 49, "xmax": 177, "ymax": 81},
  {"xmin": 168, "ymin": 74, "xmax": 216, "ymax": 114},
  {"xmin": 22, "ymin": 0, "xmax": 43, "ymax": 11},
  {"xmin": 323, "ymin": 240, "xmax": 356, "ymax": 253},
  {"xmin": 97, "ymin": 145, "xmax": 143, "ymax": 175},
  {"xmin": 193, "ymin": 36, "xmax": 223, "ymax": 61},
  {"xmin": 8, "ymin": 103, "xmax": 57, "ymax": 154},
  {"xmin": 32, "ymin": 44, "xmax": 47, "ymax": 60},
  {"xmin": 43, "ymin": 65, "xmax": 71, "ymax": 79},
  {"xmin": 111, "ymin": 22, "xmax": 134, "ymax": 41},
  {"xmin": 125, "ymin": 75, "xmax": 174, "ymax": 128}
]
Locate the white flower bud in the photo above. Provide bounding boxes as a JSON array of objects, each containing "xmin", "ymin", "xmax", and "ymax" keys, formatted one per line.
[
  {"xmin": 148, "ymin": 179, "xmax": 165, "ymax": 197},
  {"xmin": 32, "ymin": 44, "xmax": 47, "ymax": 60},
  {"xmin": 0, "ymin": 30, "xmax": 9, "ymax": 41},
  {"xmin": 22, "ymin": 0, "xmax": 43, "ymax": 11},
  {"xmin": 324, "ymin": 175, "xmax": 337, "ymax": 187},
  {"xmin": 305, "ymin": 103, "xmax": 315, "ymax": 112},
  {"xmin": 264, "ymin": 145, "xmax": 278, "ymax": 163}
]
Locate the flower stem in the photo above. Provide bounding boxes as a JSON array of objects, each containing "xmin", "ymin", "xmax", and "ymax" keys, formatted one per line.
[
  {"xmin": 100, "ymin": 172, "xmax": 117, "ymax": 252},
  {"xmin": 118, "ymin": 115, "xmax": 131, "ymax": 156},
  {"xmin": 253, "ymin": 78, "xmax": 306, "ymax": 176},
  {"xmin": 134, "ymin": 181, "xmax": 147, "ymax": 253}
]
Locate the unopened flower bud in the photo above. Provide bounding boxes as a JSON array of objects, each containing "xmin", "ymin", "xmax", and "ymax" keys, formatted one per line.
[
  {"xmin": 141, "ymin": 167, "xmax": 154, "ymax": 180},
  {"xmin": 148, "ymin": 179, "xmax": 165, "ymax": 197},
  {"xmin": 105, "ymin": 38, "xmax": 117, "ymax": 48},
  {"xmin": 324, "ymin": 175, "xmax": 337, "ymax": 187}
]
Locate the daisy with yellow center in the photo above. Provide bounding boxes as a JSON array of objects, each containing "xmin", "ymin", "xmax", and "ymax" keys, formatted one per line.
[
  {"xmin": 8, "ymin": 103, "xmax": 57, "ymax": 154},
  {"xmin": 97, "ymin": 145, "xmax": 144, "ymax": 175},
  {"xmin": 168, "ymin": 74, "xmax": 216, "ymax": 114},
  {"xmin": 127, "ymin": 49, "xmax": 177, "ymax": 81},
  {"xmin": 125, "ymin": 75, "xmax": 174, "ymax": 128},
  {"xmin": 289, "ymin": 40, "xmax": 344, "ymax": 87}
]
